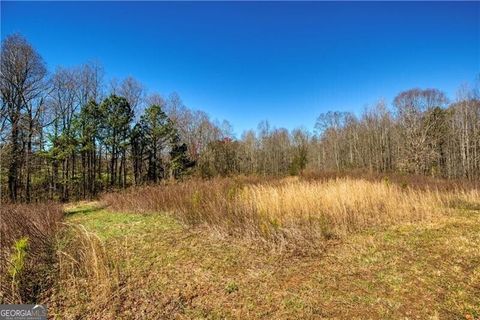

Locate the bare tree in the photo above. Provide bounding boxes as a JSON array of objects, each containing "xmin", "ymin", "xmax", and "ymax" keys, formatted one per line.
[
  {"xmin": 1, "ymin": 34, "xmax": 47, "ymax": 201},
  {"xmin": 111, "ymin": 76, "xmax": 144, "ymax": 114},
  {"xmin": 394, "ymin": 88, "xmax": 447, "ymax": 174}
]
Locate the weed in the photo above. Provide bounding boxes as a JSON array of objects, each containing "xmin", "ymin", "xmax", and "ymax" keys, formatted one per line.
[
  {"xmin": 225, "ymin": 281, "xmax": 239, "ymax": 294},
  {"xmin": 8, "ymin": 237, "xmax": 29, "ymax": 302}
]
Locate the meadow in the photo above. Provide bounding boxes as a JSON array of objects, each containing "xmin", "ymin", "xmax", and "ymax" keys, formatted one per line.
[
  {"xmin": 2, "ymin": 3, "xmax": 479, "ymax": 318},
  {"xmin": 102, "ymin": 175, "xmax": 480, "ymax": 252},
  {"xmin": 1, "ymin": 174, "xmax": 479, "ymax": 319}
]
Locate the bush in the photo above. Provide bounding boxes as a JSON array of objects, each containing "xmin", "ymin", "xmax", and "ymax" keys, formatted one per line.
[{"xmin": 0, "ymin": 203, "xmax": 63, "ymax": 303}]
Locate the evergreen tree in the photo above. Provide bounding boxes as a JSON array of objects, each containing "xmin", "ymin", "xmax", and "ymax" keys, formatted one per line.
[
  {"xmin": 139, "ymin": 104, "xmax": 176, "ymax": 182},
  {"xmin": 77, "ymin": 100, "xmax": 102, "ymax": 196},
  {"xmin": 169, "ymin": 134, "xmax": 195, "ymax": 179},
  {"xmin": 99, "ymin": 95, "xmax": 134, "ymax": 187},
  {"xmin": 130, "ymin": 122, "xmax": 146, "ymax": 185}
]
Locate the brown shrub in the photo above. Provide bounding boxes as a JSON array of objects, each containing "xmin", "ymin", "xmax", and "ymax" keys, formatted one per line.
[{"xmin": 0, "ymin": 202, "xmax": 63, "ymax": 303}]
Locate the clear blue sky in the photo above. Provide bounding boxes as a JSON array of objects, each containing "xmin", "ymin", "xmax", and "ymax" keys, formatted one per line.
[{"xmin": 2, "ymin": 1, "xmax": 479, "ymax": 135}]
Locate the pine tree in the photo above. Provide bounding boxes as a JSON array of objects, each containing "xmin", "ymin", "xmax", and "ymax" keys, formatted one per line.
[{"xmin": 99, "ymin": 95, "xmax": 134, "ymax": 188}]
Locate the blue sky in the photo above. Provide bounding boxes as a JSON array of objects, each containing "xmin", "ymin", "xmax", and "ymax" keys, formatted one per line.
[{"xmin": 1, "ymin": 1, "xmax": 479, "ymax": 135}]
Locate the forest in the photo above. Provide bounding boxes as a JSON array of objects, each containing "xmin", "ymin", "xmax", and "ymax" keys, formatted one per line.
[{"xmin": 1, "ymin": 33, "xmax": 480, "ymax": 203}]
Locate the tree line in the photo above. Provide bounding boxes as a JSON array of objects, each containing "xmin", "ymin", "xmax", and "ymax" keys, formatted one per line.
[
  {"xmin": 1, "ymin": 34, "xmax": 479, "ymax": 203},
  {"xmin": 0, "ymin": 34, "xmax": 223, "ymax": 202},
  {"xmin": 198, "ymin": 87, "xmax": 479, "ymax": 181},
  {"xmin": 309, "ymin": 89, "xmax": 480, "ymax": 179}
]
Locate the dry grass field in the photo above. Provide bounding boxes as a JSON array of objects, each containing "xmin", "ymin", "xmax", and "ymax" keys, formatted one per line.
[
  {"xmin": 2, "ymin": 3, "xmax": 479, "ymax": 319},
  {"xmin": 42, "ymin": 176, "xmax": 480, "ymax": 319},
  {"xmin": 102, "ymin": 177, "xmax": 479, "ymax": 250}
]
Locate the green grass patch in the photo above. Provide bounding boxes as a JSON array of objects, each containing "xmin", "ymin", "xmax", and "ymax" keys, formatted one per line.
[{"xmin": 66, "ymin": 203, "xmax": 181, "ymax": 240}]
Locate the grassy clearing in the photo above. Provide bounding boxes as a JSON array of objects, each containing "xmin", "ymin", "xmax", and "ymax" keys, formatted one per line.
[{"xmin": 52, "ymin": 198, "xmax": 480, "ymax": 319}]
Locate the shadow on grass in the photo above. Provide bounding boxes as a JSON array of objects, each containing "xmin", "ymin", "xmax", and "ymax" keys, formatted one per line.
[
  {"xmin": 65, "ymin": 204, "xmax": 106, "ymax": 216},
  {"xmin": 448, "ymin": 199, "xmax": 480, "ymax": 211}
]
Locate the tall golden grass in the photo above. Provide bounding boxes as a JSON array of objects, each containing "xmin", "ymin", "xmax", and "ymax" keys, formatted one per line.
[
  {"xmin": 51, "ymin": 223, "xmax": 121, "ymax": 318},
  {"xmin": 102, "ymin": 177, "xmax": 480, "ymax": 251},
  {"xmin": 300, "ymin": 169, "xmax": 480, "ymax": 191}
]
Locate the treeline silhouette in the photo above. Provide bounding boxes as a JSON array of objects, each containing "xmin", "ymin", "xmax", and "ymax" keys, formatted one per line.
[{"xmin": 1, "ymin": 34, "xmax": 479, "ymax": 203}]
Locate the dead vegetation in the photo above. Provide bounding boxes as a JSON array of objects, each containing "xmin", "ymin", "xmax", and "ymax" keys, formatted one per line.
[
  {"xmin": 56, "ymin": 193, "xmax": 480, "ymax": 319},
  {"xmin": 300, "ymin": 169, "xmax": 480, "ymax": 191},
  {"xmin": 50, "ymin": 222, "xmax": 122, "ymax": 318},
  {"xmin": 102, "ymin": 176, "xmax": 480, "ymax": 251},
  {"xmin": 0, "ymin": 203, "xmax": 63, "ymax": 303},
  {"xmin": 2, "ymin": 175, "xmax": 479, "ymax": 318}
]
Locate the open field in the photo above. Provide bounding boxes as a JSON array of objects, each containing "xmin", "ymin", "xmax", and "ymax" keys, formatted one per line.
[
  {"xmin": 102, "ymin": 176, "xmax": 480, "ymax": 251},
  {"xmin": 43, "ymin": 177, "xmax": 480, "ymax": 319},
  {"xmin": 2, "ymin": 2, "xmax": 479, "ymax": 319}
]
